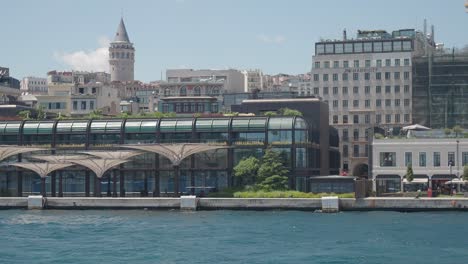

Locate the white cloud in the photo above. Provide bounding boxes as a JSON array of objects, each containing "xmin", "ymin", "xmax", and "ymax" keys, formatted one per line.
[
  {"xmin": 54, "ymin": 36, "xmax": 110, "ymax": 72},
  {"xmin": 257, "ymin": 34, "xmax": 286, "ymax": 44}
]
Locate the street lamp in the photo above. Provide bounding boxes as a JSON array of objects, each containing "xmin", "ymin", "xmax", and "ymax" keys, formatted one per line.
[{"xmin": 457, "ymin": 140, "xmax": 460, "ymax": 179}]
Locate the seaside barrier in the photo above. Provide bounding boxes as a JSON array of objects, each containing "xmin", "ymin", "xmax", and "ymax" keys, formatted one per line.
[{"xmin": 2, "ymin": 197, "xmax": 468, "ymax": 211}]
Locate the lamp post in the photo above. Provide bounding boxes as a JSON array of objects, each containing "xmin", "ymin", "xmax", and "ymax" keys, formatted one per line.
[{"xmin": 457, "ymin": 140, "xmax": 460, "ymax": 179}]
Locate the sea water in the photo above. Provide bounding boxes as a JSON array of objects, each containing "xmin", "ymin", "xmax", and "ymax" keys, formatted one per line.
[{"xmin": 1, "ymin": 210, "xmax": 467, "ymax": 264}]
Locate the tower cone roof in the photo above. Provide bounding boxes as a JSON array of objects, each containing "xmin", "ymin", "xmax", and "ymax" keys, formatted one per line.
[{"xmin": 114, "ymin": 17, "xmax": 130, "ymax": 43}]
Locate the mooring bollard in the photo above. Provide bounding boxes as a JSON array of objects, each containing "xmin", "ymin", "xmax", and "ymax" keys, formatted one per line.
[
  {"xmin": 180, "ymin": 195, "xmax": 198, "ymax": 210},
  {"xmin": 321, "ymin": 196, "xmax": 339, "ymax": 213},
  {"xmin": 27, "ymin": 195, "xmax": 44, "ymax": 210}
]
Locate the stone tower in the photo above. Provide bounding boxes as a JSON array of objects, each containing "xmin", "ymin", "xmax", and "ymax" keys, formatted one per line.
[{"xmin": 109, "ymin": 18, "xmax": 135, "ymax": 82}]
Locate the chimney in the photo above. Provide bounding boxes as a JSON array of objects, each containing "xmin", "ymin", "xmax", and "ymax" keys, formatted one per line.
[{"xmin": 343, "ymin": 29, "xmax": 347, "ymax": 40}]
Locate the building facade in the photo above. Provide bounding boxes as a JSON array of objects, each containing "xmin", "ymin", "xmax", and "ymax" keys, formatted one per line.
[
  {"xmin": 0, "ymin": 114, "xmax": 333, "ymax": 197},
  {"xmin": 166, "ymin": 69, "xmax": 245, "ymax": 93},
  {"xmin": 312, "ymin": 29, "xmax": 432, "ymax": 176},
  {"xmin": 241, "ymin": 69, "xmax": 263, "ymax": 92},
  {"xmin": 109, "ymin": 18, "xmax": 135, "ymax": 82},
  {"xmin": 20, "ymin": 77, "xmax": 48, "ymax": 95}
]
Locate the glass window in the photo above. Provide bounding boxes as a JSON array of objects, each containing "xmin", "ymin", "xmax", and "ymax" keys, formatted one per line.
[
  {"xmin": 316, "ymin": 44, "xmax": 325, "ymax": 54},
  {"xmin": 268, "ymin": 131, "xmax": 292, "ymax": 145},
  {"xmin": 313, "ymin": 74, "xmax": 319, "ymax": 81},
  {"xmin": 385, "ymin": 99, "xmax": 391, "ymax": 107},
  {"xmin": 295, "ymin": 148, "xmax": 307, "ymax": 168},
  {"xmin": 353, "ymin": 145, "xmax": 359, "ymax": 157},
  {"xmin": 395, "ymin": 114, "xmax": 400, "ymax": 123},
  {"xmin": 342, "ymin": 129, "xmax": 349, "ymax": 141},
  {"xmin": 268, "ymin": 117, "xmax": 294, "ymax": 130},
  {"xmin": 325, "ymin": 44, "xmax": 334, "ymax": 53},
  {"xmin": 395, "ymin": 59, "xmax": 401, "ymax": 66},
  {"xmin": 395, "ymin": 99, "xmax": 400, "ymax": 107},
  {"xmin": 333, "ymin": 61, "xmax": 339, "ymax": 68},
  {"xmin": 385, "ymin": 85, "xmax": 391, "ymax": 93},
  {"xmin": 365, "ymin": 100, "xmax": 370, "ymax": 108},
  {"xmin": 376, "ymin": 72, "xmax": 381, "ymax": 80},
  {"xmin": 404, "ymin": 85, "xmax": 410, "ymax": 93},
  {"xmin": 419, "ymin": 152, "xmax": 426, "ymax": 167},
  {"xmin": 333, "ymin": 100, "xmax": 338, "ymax": 108},
  {"xmin": 343, "ymin": 115, "xmax": 348, "ymax": 124},
  {"xmin": 376, "ymin": 86, "xmax": 381, "ymax": 93},
  {"xmin": 333, "ymin": 115, "xmax": 338, "ymax": 124},
  {"xmin": 376, "ymin": 99, "xmax": 381, "ymax": 107},
  {"xmin": 462, "ymin": 152, "xmax": 468, "ymax": 166},
  {"xmin": 380, "ymin": 152, "xmax": 396, "ymax": 167},
  {"xmin": 353, "ymin": 86, "xmax": 359, "ymax": 94},
  {"xmin": 343, "ymin": 61, "xmax": 349, "ymax": 68},
  {"xmin": 353, "ymin": 60, "xmax": 360, "ymax": 68},
  {"xmin": 353, "ymin": 73, "xmax": 359, "ymax": 80},
  {"xmin": 404, "ymin": 58, "xmax": 410, "ymax": 66},
  {"xmin": 405, "ymin": 152, "xmax": 412, "ymax": 166},
  {"xmin": 353, "ymin": 129, "xmax": 359, "ymax": 141},
  {"xmin": 344, "ymin": 43, "xmax": 353, "ymax": 53},
  {"xmin": 385, "ymin": 59, "xmax": 391, "ymax": 67},
  {"xmin": 334, "ymin": 43, "xmax": 343, "ymax": 54},
  {"xmin": 365, "ymin": 114, "xmax": 370, "ymax": 123},
  {"xmin": 342, "ymin": 86, "xmax": 348, "ymax": 94},
  {"xmin": 354, "ymin": 43, "xmax": 363, "ymax": 53},
  {"xmin": 342, "ymin": 73, "xmax": 348, "ymax": 81},
  {"xmin": 433, "ymin": 152, "xmax": 441, "ymax": 167},
  {"xmin": 323, "ymin": 74, "xmax": 328, "ymax": 81},
  {"xmin": 353, "ymin": 100, "xmax": 359, "ymax": 108},
  {"xmin": 323, "ymin": 87, "xmax": 328, "ymax": 95},
  {"xmin": 313, "ymin": 87, "xmax": 319, "ymax": 94},
  {"xmin": 333, "ymin": 74, "xmax": 338, "ymax": 81},
  {"xmin": 364, "ymin": 73, "xmax": 370, "ymax": 80},
  {"xmin": 393, "ymin": 41, "xmax": 402, "ymax": 51},
  {"xmin": 364, "ymin": 42, "xmax": 372, "ymax": 52},
  {"xmin": 448, "ymin": 152, "xmax": 455, "ymax": 166},
  {"xmin": 394, "ymin": 72, "xmax": 400, "ymax": 79},
  {"xmin": 404, "ymin": 72, "xmax": 410, "ymax": 80},
  {"xmin": 353, "ymin": 115, "xmax": 359, "ymax": 124},
  {"xmin": 324, "ymin": 61, "xmax": 330, "ymax": 68},
  {"xmin": 374, "ymin": 42, "xmax": 382, "ymax": 52},
  {"xmin": 333, "ymin": 87, "xmax": 338, "ymax": 94},
  {"xmin": 314, "ymin": 62, "xmax": 320, "ymax": 69},
  {"xmin": 402, "ymin": 41, "xmax": 412, "ymax": 51},
  {"xmin": 404, "ymin": 114, "xmax": 410, "ymax": 123},
  {"xmin": 343, "ymin": 145, "xmax": 348, "ymax": 157},
  {"xmin": 376, "ymin": 114, "xmax": 381, "ymax": 123},
  {"xmin": 365, "ymin": 86, "xmax": 370, "ymax": 94},
  {"xmin": 385, "ymin": 114, "xmax": 391, "ymax": 123},
  {"xmin": 342, "ymin": 100, "xmax": 348, "ymax": 108},
  {"xmin": 383, "ymin": 42, "xmax": 392, "ymax": 52}
]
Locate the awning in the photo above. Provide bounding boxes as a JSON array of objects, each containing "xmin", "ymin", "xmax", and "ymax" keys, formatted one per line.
[
  {"xmin": 403, "ymin": 178, "xmax": 428, "ymax": 184},
  {"xmin": 444, "ymin": 179, "xmax": 468, "ymax": 185}
]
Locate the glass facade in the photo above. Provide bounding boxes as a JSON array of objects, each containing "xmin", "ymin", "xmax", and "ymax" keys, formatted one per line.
[{"xmin": 0, "ymin": 116, "xmax": 323, "ymax": 197}]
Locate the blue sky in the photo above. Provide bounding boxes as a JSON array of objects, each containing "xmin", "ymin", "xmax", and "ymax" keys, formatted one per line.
[{"xmin": 2, "ymin": 0, "xmax": 468, "ymax": 82}]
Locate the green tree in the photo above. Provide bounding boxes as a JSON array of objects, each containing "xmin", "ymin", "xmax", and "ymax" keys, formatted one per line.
[
  {"xmin": 87, "ymin": 109, "xmax": 103, "ymax": 119},
  {"xmin": 36, "ymin": 105, "xmax": 46, "ymax": 120},
  {"xmin": 233, "ymin": 156, "xmax": 260, "ymax": 187},
  {"xmin": 444, "ymin": 128, "xmax": 452, "ymax": 137},
  {"xmin": 257, "ymin": 149, "xmax": 289, "ymax": 185},
  {"xmin": 406, "ymin": 163, "xmax": 414, "ymax": 182},
  {"xmin": 264, "ymin": 111, "xmax": 277, "ymax": 117},
  {"xmin": 453, "ymin": 125, "xmax": 463, "ymax": 138},
  {"xmin": 18, "ymin": 110, "xmax": 31, "ymax": 120},
  {"xmin": 279, "ymin": 108, "xmax": 303, "ymax": 117},
  {"xmin": 258, "ymin": 175, "xmax": 289, "ymax": 191},
  {"xmin": 463, "ymin": 165, "xmax": 468, "ymax": 181}
]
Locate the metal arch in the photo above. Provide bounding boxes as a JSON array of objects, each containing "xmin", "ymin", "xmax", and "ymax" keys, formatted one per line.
[
  {"xmin": 0, "ymin": 145, "xmax": 44, "ymax": 162},
  {"xmin": 69, "ymin": 159, "xmax": 129, "ymax": 178},
  {"xmin": 10, "ymin": 162, "xmax": 74, "ymax": 178}
]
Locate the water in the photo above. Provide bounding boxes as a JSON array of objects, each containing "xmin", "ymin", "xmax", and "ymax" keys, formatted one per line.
[{"xmin": 1, "ymin": 210, "xmax": 468, "ymax": 264}]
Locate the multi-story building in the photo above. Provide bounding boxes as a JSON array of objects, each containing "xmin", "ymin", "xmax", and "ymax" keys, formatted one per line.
[
  {"xmin": 312, "ymin": 29, "xmax": 434, "ymax": 176},
  {"xmin": 166, "ymin": 69, "xmax": 245, "ymax": 93},
  {"xmin": 412, "ymin": 53, "xmax": 468, "ymax": 129},
  {"xmin": 20, "ymin": 77, "xmax": 48, "ymax": 95},
  {"xmin": 109, "ymin": 18, "xmax": 135, "ymax": 82},
  {"xmin": 0, "ymin": 67, "xmax": 21, "ymax": 104},
  {"xmin": 241, "ymin": 69, "xmax": 263, "ymax": 92}
]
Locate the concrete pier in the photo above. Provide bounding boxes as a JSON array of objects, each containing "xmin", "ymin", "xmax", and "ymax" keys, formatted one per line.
[
  {"xmin": 27, "ymin": 195, "xmax": 44, "ymax": 209},
  {"xmin": 321, "ymin": 196, "xmax": 339, "ymax": 213},
  {"xmin": 180, "ymin": 196, "xmax": 198, "ymax": 210}
]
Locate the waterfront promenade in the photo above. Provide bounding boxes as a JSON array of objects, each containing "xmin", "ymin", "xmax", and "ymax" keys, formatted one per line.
[{"xmin": 2, "ymin": 196, "xmax": 468, "ymax": 211}]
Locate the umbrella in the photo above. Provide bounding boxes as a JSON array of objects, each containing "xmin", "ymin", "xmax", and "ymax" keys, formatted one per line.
[
  {"xmin": 402, "ymin": 124, "xmax": 431, "ymax": 131},
  {"xmin": 444, "ymin": 179, "xmax": 467, "ymax": 185}
]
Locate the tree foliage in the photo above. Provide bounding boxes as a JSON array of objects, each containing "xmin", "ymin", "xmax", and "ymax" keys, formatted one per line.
[
  {"xmin": 444, "ymin": 128, "xmax": 452, "ymax": 137},
  {"xmin": 453, "ymin": 125, "xmax": 463, "ymax": 138},
  {"xmin": 257, "ymin": 149, "xmax": 289, "ymax": 187},
  {"xmin": 279, "ymin": 108, "xmax": 303, "ymax": 117},
  {"xmin": 258, "ymin": 175, "xmax": 289, "ymax": 191},
  {"xmin": 18, "ymin": 110, "xmax": 31, "ymax": 120},
  {"xmin": 233, "ymin": 156, "xmax": 260, "ymax": 186},
  {"xmin": 406, "ymin": 163, "xmax": 414, "ymax": 182}
]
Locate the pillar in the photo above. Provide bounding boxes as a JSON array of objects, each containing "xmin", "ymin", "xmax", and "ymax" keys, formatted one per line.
[
  {"xmin": 174, "ymin": 165, "xmax": 180, "ymax": 197},
  {"xmin": 106, "ymin": 174, "xmax": 111, "ymax": 197},
  {"xmin": 120, "ymin": 170, "xmax": 125, "ymax": 197},
  {"xmin": 51, "ymin": 171, "xmax": 56, "ymax": 197},
  {"xmin": 40, "ymin": 177, "xmax": 46, "ymax": 197},
  {"xmin": 17, "ymin": 171, "xmax": 23, "ymax": 197},
  {"xmin": 58, "ymin": 171, "xmax": 63, "ymax": 197},
  {"xmin": 85, "ymin": 171, "xmax": 90, "ymax": 197},
  {"xmin": 112, "ymin": 170, "xmax": 118, "ymax": 197}
]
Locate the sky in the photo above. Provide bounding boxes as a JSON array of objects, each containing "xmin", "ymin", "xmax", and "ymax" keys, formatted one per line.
[{"xmin": 2, "ymin": 0, "xmax": 468, "ymax": 82}]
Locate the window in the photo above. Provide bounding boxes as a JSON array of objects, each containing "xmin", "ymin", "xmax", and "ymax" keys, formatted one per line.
[
  {"xmin": 353, "ymin": 86, "xmax": 359, "ymax": 94},
  {"xmin": 353, "ymin": 115, "xmax": 359, "ymax": 124},
  {"xmin": 354, "ymin": 60, "xmax": 359, "ymax": 68},
  {"xmin": 375, "ymin": 72, "xmax": 381, "ymax": 80},
  {"xmin": 374, "ymin": 42, "xmax": 383, "ymax": 52},
  {"xmin": 385, "ymin": 114, "xmax": 391, "ymax": 123},
  {"xmin": 333, "ymin": 61, "xmax": 339, "ymax": 68},
  {"xmin": 353, "ymin": 145, "xmax": 359, "ymax": 157},
  {"xmin": 343, "ymin": 145, "xmax": 348, "ymax": 157},
  {"xmin": 333, "ymin": 74, "xmax": 338, "ymax": 81},
  {"xmin": 342, "ymin": 129, "xmax": 349, "ymax": 141},
  {"xmin": 376, "ymin": 99, "xmax": 382, "ymax": 107},
  {"xmin": 333, "ymin": 87, "xmax": 338, "ymax": 94},
  {"xmin": 376, "ymin": 59, "xmax": 382, "ymax": 67},
  {"xmin": 404, "ymin": 72, "xmax": 410, "ymax": 80},
  {"xmin": 448, "ymin": 152, "xmax": 455, "ymax": 166},
  {"xmin": 405, "ymin": 152, "xmax": 412, "ymax": 166},
  {"xmin": 404, "ymin": 58, "xmax": 410, "ymax": 66},
  {"xmin": 323, "ymin": 74, "xmax": 329, "ymax": 81},
  {"xmin": 365, "ymin": 60, "xmax": 371, "ymax": 67},
  {"xmin": 365, "ymin": 86, "xmax": 370, "ymax": 94},
  {"xmin": 404, "ymin": 114, "xmax": 410, "ymax": 123},
  {"xmin": 463, "ymin": 152, "xmax": 468, "ymax": 166},
  {"xmin": 395, "ymin": 114, "xmax": 400, "ymax": 123},
  {"xmin": 364, "ymin": 72, "xmax": 370, "ymax": 80},
  {"xmin": 353, "ymin": 73, "xmax": 359, "ymax": 80},
  {"xmin": 314, "ymin": 62, "xmax": 320, "ymax": 69},
  {"xmin": 73, "ymin": 101, "xmax": 78, "ymax": 110},
  {"xmin": 342, "ymin": 100, "xmax": 348, "ymax": 108},
  {"xmin": 385, "ymin": 72, "xmax": 390, "ymax": 80},
  {"xmin": 179, "ymin": 86, "xmax": 187, "ymax": 96},
  {"xmin": 323, "ymin": 87, "xmax": 329, "ymax": 95},
  {"xmin": 419, "ymin": 152, "xmax": 426, "ymax": 167},
  {"xmin": 333, "ymin": 100, "xmax": 338, "ymax": 108},
  {"xmin": 343, "ymin": 61, "xmax": 349, "ymax": 68},
  {"xmin": 383, "ymin": 42, "xmax": 392, "ymax": 51},
  {"xmin": 404, "ymin": 85, "xmax": 410, "ymax": 93},
  {"xmin": 395, "ymin": 99, "xmax": 400, "ymax": 107},
  {"xmin": 365, "ymin": 99, "xmax": 370, "ymax": 108},
  {"xmin": 343, "ymin": 115, "xmax": 348, "ymax": 124},
  {"xmin": 394, "ymin": 85, "xmax": 400, "ymax": 93},
  {"xmin": 385, "ymin": 85, "xmax": 391, "ymax": 93},
  {"xmin": 324, "ymin": 61, "xmax": 330, "ymax": 68},
  {"xmin": 404, "ymin": 99, "xmax": 410, "ymax": 107},
  {"xmin": 376, "ymin": 86, "xmax": 381, "ymax": 93},
  {"xmin": 333, "ymin": 115, "xmax": 338, "ymax": 124},
  {"xmin": 376, "ymin": 114, "xmax": 382, "ymax": 124},
  {"xmin": 385, "ymin": 59, "xmax": 391, "ymax": 66},
  {"xmin": 342, "ymin": 86, "xmax": 348, "ymax": 94},
  {"xmin": 353, "ymin": 100, "xmax": 359, "ymax": 108},
  {"xmin": 395, "ymin": 59, "xmax": 400, "ymax": 66},
  {"xmin": 313, "ymin": 74, "xmax": 319, "ymax": 81},
  {"xmin": 364, "ymin": 42, "xmax": 372, "ymax": 52},
  {"xmin": 365, "ymin": 114, "xmax": 370, "ymax": 124},
  {"xmin": 380, "ymin": 152, "xmax": 396, "ymax": 167},
  {"xmin": 433, "ymin": 152, "xmax": 440, "ymax": 167},
  {"xmin": 90, "ymin": 101, "xmax": 94, "ymax": 110},
  {"xmin": 354, "ymin": 43, "xmax": 363, "ymax": 53},
  {"xmin": 353, "ymin": 129, "xmax": 359, "ymax": 141},
  {"xmin": 342, "ymin": 73, "xmax": 348, "ymax": 81},
  {"xmin": 385, "ymin": 99, "xmax": 391, "ymax": 107},
  {"xmin": 81, "ymin": 101, "xmax": 86, "ymax": 110},
  {"xmin": 394, "ymin": 72, "xmax": 400, "ymax": 79},
  {"xmin": 313, "ymin": 87, "xmax": 319, "ymax": 94}
]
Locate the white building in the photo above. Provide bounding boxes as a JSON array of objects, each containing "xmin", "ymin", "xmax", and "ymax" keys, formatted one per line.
[
  {"xmin": 312, "ymin": 29, "xmax": 434, "ymax": 176},
  {"xmin": 166, "ymin": 69, "xmax": 244, "ymax": 93},
  {"xmin": 20, "ymin": 77, "xmax": 48, "ymax": 95},
  {"xmin": 241, "ymin": 69, "xmax": 263, "ymax": 92},
  {"xmin": 372, "ymin": 137, "xmax": 468, "ymax": 194}
]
